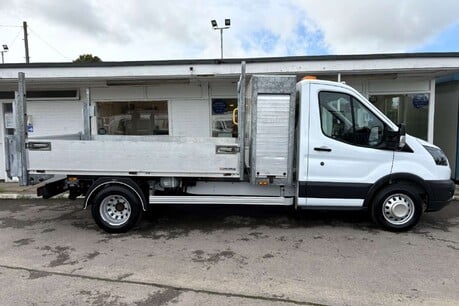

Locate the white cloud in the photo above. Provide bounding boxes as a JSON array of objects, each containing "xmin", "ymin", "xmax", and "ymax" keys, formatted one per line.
[
  {"xmin": 297, "ymin": 0, "xmax": 459, "ymax": 54},
  {"xmin": 0, "ymin": 0, "xmax": 458, "ymax": 63}
]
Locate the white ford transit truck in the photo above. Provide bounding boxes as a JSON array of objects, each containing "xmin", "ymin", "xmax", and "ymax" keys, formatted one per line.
[{"xmin": 6, "ymin": 65, "xmax": 454, "ymax": 233}]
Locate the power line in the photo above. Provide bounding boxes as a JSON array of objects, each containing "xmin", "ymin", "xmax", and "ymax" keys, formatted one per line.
[
  {"xmin": 0, "ymin": 24, "xmax": 22, "ymax": 28},
  {"xmin": 28, "ymin": 26, "xmax": 71, "ymax": 61},
  {"xmin": 8, "ymin": 29, "xmax": 22, "ymax": 48}
]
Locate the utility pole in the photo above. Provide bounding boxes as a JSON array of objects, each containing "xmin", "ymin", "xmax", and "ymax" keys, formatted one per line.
[
  {"xmin": 219, "ymin": 28, "xmax": 224, "ymax": 60},
  {"xmin": 23, "ymin": 21, "xmax": 30, "ymax": 64}
]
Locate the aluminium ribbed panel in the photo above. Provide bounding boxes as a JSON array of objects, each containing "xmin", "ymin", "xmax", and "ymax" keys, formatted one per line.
[
  {"xmin": 255, "ymin": 94, "xmax": 290, "ymax": 178},
  {"xmin": 248, "ymin": 75, "xmax": 297, "ymax": 185}
]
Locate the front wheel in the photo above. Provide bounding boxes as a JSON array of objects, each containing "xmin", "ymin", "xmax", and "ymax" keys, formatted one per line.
[
  {"xmin": 371, "ymin": 184, "xmax": 423, "ymax": 232},
  {"xmin": 91, "ymin": 185, "xmax": 143, "ymax": 233}
]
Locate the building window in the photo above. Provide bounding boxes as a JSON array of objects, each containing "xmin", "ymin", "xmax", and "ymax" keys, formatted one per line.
[
  {"xmin": 0, "ymin": 90, "xmax": 79, "ymax": 100},
  {"xmin": 211, "ymin": 98, "xmax": 237, "ymax": 137},
  {"xmin": 96, "ymin": 101, "xmax": 168, "ymax": 135},
  {"xmin": 370, "ymin": 94, "xmax": 429, "ymax": 140}
]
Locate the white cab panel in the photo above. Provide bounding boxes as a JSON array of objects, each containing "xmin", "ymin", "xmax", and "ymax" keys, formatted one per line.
[
  {"xmin": 393, "ymin": 135, "xmax": 451, "ymax": 181},
  {"xmin": 303, "ymin": 198, "xmax": 363, "ymax": 207},
  {"xmin": 306, "ymin": 82, "xmax": 393, "ymax": 183},
  {"xmin": 297, "ymin": 80, "xmax": 395, "ymax": 207}
]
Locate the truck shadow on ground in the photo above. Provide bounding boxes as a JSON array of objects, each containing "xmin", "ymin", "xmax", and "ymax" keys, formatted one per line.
[
  {"xmin": 137, "ymin": 205, "xmax": 379, "ymax": 235},
  {"xmin": 134, "ymin": 203, "xmax": 459, "ymax": 238},
  {"xmin": 2, "ymin": 200, "xmax": 455, "ymax": 237}
]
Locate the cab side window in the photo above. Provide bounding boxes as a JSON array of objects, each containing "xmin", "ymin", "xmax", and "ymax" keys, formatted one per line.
[{"xmin": 319, "ymin": 91, "xmax": 384, "ymax": 147}]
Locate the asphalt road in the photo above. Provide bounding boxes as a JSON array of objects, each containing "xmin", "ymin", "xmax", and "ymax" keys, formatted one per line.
[{"xmin": 0, "ymin": 199, "xmax": 458, "ymax": 305}]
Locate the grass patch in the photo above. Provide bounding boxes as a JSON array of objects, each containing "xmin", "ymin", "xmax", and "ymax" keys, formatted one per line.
[{"xmin": 0, "ymin": 186, "xmax": 5, "ymax": 193}]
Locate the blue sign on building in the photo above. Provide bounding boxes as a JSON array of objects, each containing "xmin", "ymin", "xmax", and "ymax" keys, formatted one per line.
[
  {"xmin": 212, "ymin": 100, "xmax": 228, "ymax": 114},
  {"xmin": 412, "ymin": 94, "xmax": 429, "ymax": 109}
]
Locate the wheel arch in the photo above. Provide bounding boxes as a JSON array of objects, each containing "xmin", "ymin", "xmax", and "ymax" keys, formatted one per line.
[
  {"xmin": 84, "ymin": 177, "xmax": 147, "ymax": 211},
  {"xmin": 364, "ymin": 173, "xmax": 429, "ymax": 209}
]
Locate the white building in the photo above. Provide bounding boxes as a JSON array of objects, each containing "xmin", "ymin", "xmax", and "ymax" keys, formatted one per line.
[{"xmin": 1, "ymin": 53, "xmax": 459, "ymax": 181}]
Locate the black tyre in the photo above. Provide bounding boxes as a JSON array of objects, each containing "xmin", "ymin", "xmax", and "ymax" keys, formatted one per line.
[
  {"xmin": 371, "ymin": 184, "xmax": 423, "ymax": 232},
  {"xmin": 91, "ymin": 185, "xmax": 143, "ymax": 233}
]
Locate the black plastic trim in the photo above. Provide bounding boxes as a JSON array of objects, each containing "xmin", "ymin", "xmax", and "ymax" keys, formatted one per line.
[
  {"xmin": 400, "ymin": 144, "xmax": 414, "ymax": 153},
  {"xmin": 424, "ymin": 179, "xmax": 455, "ymax": 212},
  {"xmin": 298, "ymin": 181, "xmax": 371, "ymax": 199},
  {"xmin": 314, "ymin": 147, "xmax": 332, "ymax": 152},
  {"xmin": 298, "ymin": 173, "xmax": 450, "ymax": 210},
  {"xmin": 362, "ymin": 173, "xmax": 428, "ymax": 208},
  {"xmin": 362, "ymin": 173, "xmax": 455, "ymax": 212}
]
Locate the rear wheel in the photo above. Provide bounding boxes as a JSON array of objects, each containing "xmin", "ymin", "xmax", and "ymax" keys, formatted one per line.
[
  {"xmin": 371, "ymin": 184, "xmax": 423, "ymax": 231},
  {"xmin": 91, "ymin": 185, "xmax": 143, "ymax": 233}
]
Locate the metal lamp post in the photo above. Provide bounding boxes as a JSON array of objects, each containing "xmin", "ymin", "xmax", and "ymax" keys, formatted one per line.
[
  {"xmin": 1, "ymin": 44, "xmax": 8, "ymax": 64},
  {"xmin": 211, "ymin": 19, "xmax": 230, "ymax": 59}
]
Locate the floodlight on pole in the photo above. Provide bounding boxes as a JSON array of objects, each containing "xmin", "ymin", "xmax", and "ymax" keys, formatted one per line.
[
  {"xmin": 211, "ymin": 18, "xmax": 231, "ymax": 59},
  {"xmin": 1, "ymin": 44, "xmax": 8, "ymax": 64}
]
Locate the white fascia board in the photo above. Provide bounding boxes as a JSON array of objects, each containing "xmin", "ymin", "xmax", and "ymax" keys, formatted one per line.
[
  {"xmin": 249, "ymin": 58, "xmax": 459, "ymax": 75},
  {"xmin": 0, "ymin": 65, "xmax": 230, "ymax": 80},
  {"xmin": 1, "ymin": 57, "xmax": 459, "ymax": 81}
]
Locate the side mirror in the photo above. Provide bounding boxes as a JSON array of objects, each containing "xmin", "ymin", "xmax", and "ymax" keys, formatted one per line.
[
  {"xmin": 384, "ymin": 123, "xmax": 406, "ymax": 150},
  {"xmin": 398, "ymin": 123, "xmax": 406, "ymax": 149}
]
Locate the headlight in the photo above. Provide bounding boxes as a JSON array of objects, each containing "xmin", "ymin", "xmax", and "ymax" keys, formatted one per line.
[{"xmin": 424, "ymin": 146, "xmax": 448, "ymax": 166}]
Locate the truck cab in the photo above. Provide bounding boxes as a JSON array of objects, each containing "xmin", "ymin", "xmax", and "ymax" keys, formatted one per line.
[{"xmin": 296, "ymin": 78, "xmax": 454, "ymax": 230}]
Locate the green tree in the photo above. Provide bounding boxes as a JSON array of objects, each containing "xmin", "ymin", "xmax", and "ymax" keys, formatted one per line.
[{"xmin": 73, "ymin": 54, "xmax": 102, "ymax": 63}]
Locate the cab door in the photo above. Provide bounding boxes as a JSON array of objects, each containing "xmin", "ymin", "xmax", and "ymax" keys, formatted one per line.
[{"xmin": 298, "ymin": 83, "xmax": 394, "ymax": 208}]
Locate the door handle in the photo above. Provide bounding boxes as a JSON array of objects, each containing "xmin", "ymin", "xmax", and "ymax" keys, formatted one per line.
[
  {"xmin": 314, "ymin": 146, "xmax": 332, "ymax": 152},
  {"xmin": 216, "ymin": 145, "xmax": 240, "ymax": 154},
  {"xmin": 26, "ymin": 142, "xmax": 52, "ymax": 151}
]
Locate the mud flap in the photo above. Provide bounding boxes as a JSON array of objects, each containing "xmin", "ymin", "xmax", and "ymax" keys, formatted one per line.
[{"xmin": 37, "ymin": 178, "xmax": 67, "ymax": 199}]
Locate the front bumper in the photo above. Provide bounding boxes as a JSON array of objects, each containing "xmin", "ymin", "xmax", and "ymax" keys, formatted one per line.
[{"xmin": 425, "ymin": 179, "xmax": 455, "ymax": 212}]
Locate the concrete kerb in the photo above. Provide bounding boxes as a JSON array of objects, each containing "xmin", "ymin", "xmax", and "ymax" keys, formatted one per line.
[
  {"xmin": 0, "ymin": 182, "xmax": 70, "ymax": 200},
  {"xmin": 0, "ymin": 193, "xmax": 39, "ymax": 200},
  {"xmin": 0, "ymin": 192, "xmax": 71, "ymax": 200}
]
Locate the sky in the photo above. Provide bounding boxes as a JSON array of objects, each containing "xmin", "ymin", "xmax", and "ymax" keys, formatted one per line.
[{"xmin": 1, "ymin": 0, "xmax": 459, "ymax": 63}]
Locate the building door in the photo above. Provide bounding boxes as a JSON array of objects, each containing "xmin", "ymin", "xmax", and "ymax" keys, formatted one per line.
[
  {"xmin": 1, "ymin": 103, "xmax": 14, "ymax": 181},
  {"xmin": 456, "ymin": 106, "xmax": 459, "ymax": 181},
  {"xmin": 0, "ymin": 104, "xmax": 4, "ymax": 180}
]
